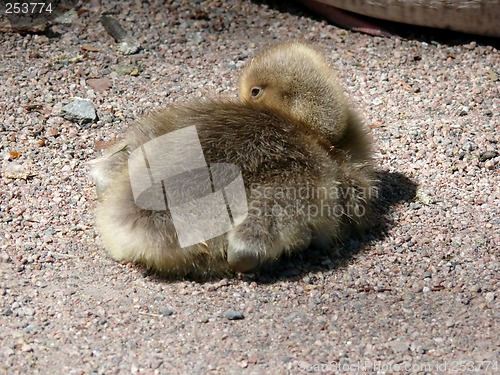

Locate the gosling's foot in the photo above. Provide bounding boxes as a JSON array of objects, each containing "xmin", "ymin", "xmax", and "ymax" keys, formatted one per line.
[{"xmin": 227, "ymin": 244, "xmax": 260, "ymax": 273}]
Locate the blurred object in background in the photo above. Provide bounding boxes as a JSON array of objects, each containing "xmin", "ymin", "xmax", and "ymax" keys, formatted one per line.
[{"xmin": 299, "ymin": 0, "xmax": 500, "ymax": 37}]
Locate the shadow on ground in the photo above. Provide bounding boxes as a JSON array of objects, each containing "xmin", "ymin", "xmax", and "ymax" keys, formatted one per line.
[
  {"xmin": 145, "ymin": 170, "xmax": 417, "ymax": 284},
  {"xmin": 251, "ymin": 171, "xmax": 418, "ymax": 283}
]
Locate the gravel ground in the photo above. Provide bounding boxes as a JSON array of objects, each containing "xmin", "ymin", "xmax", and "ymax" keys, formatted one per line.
[{"xmin": 1, "ymin": 1, "xmax": 499, "ymax": 374}]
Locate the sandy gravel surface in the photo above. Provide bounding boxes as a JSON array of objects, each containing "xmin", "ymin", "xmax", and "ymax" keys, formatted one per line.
[{"xmin": 1, "ymin": 1, "xmax": 499, "ymax": 374}]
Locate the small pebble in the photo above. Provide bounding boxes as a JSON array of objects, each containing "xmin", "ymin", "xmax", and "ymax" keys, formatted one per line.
[
  {"xmin": 464, "ymin": 41, "xmax": 477, "ymax": 50},
  {"xmin": 118, "ymin": 37, "xmax": 141, "ymax": 55},
  {"xmin": 484, "ymin": 160, "xmax": 495, "ymax": 170},
  {"xmin": 24, "ymin": 324, "xmax": 38, "ymax": 334},
  {"xmin": 389, "ymin": 340, "xmax": 408, "ymax": 353},
  {"xmin": 462, "ymin": 140, "xmax": 476, "ymax": 151},
  {"xmin": 484, "ymin": 292, "xmax": 496, "ymax": 302},
  {"xmin": 3, "ymin": 309, "xmax": 13, "ymax": 316},
  {"xmin": 458, "ymin": 106, "xmax": 469, "ymax": 116},
  {"xmin": 35, "ymin": 280, "xmax": 48, "ymax": 288},
  {"xmin": 21, "ymin": 344, "xmax": 33, "ymax": 352},
  {"xmin": 111, "ymin": 64, "xmax": 142, "ymax": 76},
  {"xmin": 23, "ymin": 307, "xmax": 35, "ymax": 317},
  {"xmin": 445, "ymin": 319, "xmax": 455, "ymax": 328},
  {"xmin": 188, "ymin": 33, "xmax": 205, "ymax": 44},
  {"xmin": 223, "ymin": 310, "xmax": 245, "ymax": 320},
  {"xmin": 412, "ymin": 282, "xmax": 424, "ymax": 293},
  {"xmin": 479, "ymin": 150, "xmax": 498, "ymax": 162},
  {"xmin": 160, "ymin": 308, "xmax": 174, "ymax": 317},
  {"xmin": 470, "ymin": 285, "xmax": 481, "ymax": 293}
]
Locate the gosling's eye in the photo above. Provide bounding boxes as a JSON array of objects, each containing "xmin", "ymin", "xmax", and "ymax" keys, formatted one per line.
[{"xmin": 250, "ymin": 87, "xmax": 263, "ymax": 98}]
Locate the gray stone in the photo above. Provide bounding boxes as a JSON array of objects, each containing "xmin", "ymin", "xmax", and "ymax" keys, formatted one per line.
[
  {"xmin": 118, "ymin": 37, "xmax": 141, "ymax": 55},
  {"xmin": 160, "ymin": 308, "xmax": 174, "ymax": 317},
  {"xmin": 223, "ymin": 310, "xmax": 245, "ymax": 320},
  {"xmin": 479, "ymin": 150, "xmax": 498, "ymax": 162},
  {"xmin": 2, "ymin": 308, "xmax": 13, "ymax": 316},
  {"xmin": 61, "ymin": 98, "xmax": 97, "ymax": 125}
]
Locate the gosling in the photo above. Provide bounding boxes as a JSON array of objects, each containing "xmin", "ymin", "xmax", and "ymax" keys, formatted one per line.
[{"xmin": 90, "ymin": 41, "xmax": 376, "ymax": 279}]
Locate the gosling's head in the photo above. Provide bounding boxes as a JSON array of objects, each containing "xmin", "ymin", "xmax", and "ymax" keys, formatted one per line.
[{"xmin": 239, "ymin": 41, "xmax": 349, "ymax": 144}]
